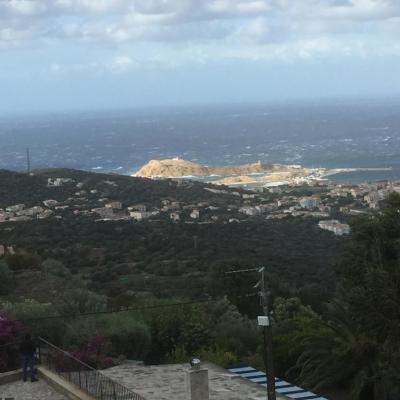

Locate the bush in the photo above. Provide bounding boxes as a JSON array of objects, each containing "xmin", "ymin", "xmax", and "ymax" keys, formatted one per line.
[
  {"xmin": 197, "ymin": 346, "xmax": 238, "ymax": 368},
  {"xmin": 96, "ymin": 314, "xmax": 151, "ymax": 360},
  {"xmin": 63, "ymin": 313, "xmax": 151, "ymax": 361},
  {"xmin": 63, "ymin": 317, "xmax": 98, "ymax": 349},
  {"xmin": 2, "ymin": 299, "xmax": 64, "ymax": 344}
]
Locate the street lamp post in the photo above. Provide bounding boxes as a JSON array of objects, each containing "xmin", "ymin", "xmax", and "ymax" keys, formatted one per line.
[{"xmin": 256, "ymin": 267, "xmax": 276, "ymax": 400}]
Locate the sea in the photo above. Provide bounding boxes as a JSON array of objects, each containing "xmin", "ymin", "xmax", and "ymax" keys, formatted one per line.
[{"xmin": 1, "ymin": 97, "xmax": 400, "ymax": 184}]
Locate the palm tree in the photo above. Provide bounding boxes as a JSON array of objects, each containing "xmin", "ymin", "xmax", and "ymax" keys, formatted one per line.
[{"xmin": 292, "ymin": 301, "xmax": 382, "ymax": 400}]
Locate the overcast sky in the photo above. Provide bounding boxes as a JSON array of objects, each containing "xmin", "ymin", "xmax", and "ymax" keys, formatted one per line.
[{"xmin": 1, "ymin": 0, "xmax": 400, "ymax": 114}]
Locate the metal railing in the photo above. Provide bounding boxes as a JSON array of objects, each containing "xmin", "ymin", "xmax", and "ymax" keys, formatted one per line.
[{"xmin": 37, "ymin": 337, "xmax": 146, "ymax": 400}]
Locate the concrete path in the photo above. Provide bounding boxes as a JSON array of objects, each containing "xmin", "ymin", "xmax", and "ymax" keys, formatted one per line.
[{"xmin": 0, "ymin": 379, "xmax": 68, "ymax": 400}]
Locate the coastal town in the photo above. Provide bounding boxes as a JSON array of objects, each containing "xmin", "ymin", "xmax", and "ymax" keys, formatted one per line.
[{"xmin": 1, "ymin": 171, "xmax": 400, "ymax": 238}]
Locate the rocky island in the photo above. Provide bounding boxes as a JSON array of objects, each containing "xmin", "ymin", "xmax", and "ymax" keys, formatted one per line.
[
  {"xmin": 134, "ymin": 158, "xmax": 277, "ymax": 177},
  {"xmin": 133, "ymin": 158, "xmax": 314, "ymax": 187}
]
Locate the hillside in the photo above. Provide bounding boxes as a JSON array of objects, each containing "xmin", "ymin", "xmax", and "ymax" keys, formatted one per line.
[
  {"xmin": 0, "ymin": 168, "xmax": 344, "ymax": 314},
  {"xmin": 0, "ymin": 168, "xmax": 240, "ymax": 208}
]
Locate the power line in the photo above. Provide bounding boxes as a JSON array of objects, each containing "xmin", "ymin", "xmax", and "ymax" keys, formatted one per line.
[
  {"xmin": 0, "ymin": 293, "xmax": 258, "ymax": 348},
  {"xmin": 10, "ymin": 298, "xmax": 217, "ymax": 324},
  {"xmin": 224, "ymin": 268, "xmax": 260, "ymax": 274},
  {"xmin": 0, "ymin": 299, "xmax": 217, "ymax": 349}
]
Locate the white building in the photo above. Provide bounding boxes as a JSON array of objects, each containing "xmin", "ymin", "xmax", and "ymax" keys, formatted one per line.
[
  {"xmin": 6, "ymin": 204, "xmax": 25, "ymax": 213},
  {"xmin": 92, "ymin": 207, "xmax": 115, "ymax": 219},
  {"xmin": 170, "ymin": 212, "xmax": 180, "ymax": 222},
  {"xmin": 239, "ymin": 207, "xmax": 261, "ymax": 216},
  {"xmin": 130, "ymin": 211, "xmax": 153, "ymax": 221},
  {"xmin": 43, "ymin": 200, "xmax": 59, "ymax": 208},
  {"xmin": 299, "ymin": 197, "xmax": 320, "ymax": 209},
  {"xmin": 129, "ymin": 204, "xmax": 147, "ymax": 212},
  {"xmin": 47, "ymin": 178, "xmax": 74, "ymax": 187},
  {"xmin": 190, "ymin": 209, "xmax": 200, "ymax": 219},
  {"xmin": 105, "ymin": 202, "xmax": 123, "ymax": 210},
  {"xmin": 318, "ymin": 220, "xmax": 351, "ymax": 236}
]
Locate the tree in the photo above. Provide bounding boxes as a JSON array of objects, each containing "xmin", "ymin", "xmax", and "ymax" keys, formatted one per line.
[
  {"xmin": 295, "ymin": 194, "xmax": 400, "ymax": 399},
  {"xmin": 5, "ymin": 252, "xmax": 41, "ymax": 271},
  {"xmin": 0, "ymin": 261, "xmax": 14, "ymax": 295},
  {"xmin": 41, "ymin": 258, "xmax": 71, "ymax": 278},
  {"xmin": 293, "ymin": 302, "xmax": 380, "ymax": 400}
]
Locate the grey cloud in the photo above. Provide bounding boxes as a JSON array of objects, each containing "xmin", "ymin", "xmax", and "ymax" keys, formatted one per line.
[{"xmin": 0, "ymin": 0, "xmax": 400, "ymax": 51}]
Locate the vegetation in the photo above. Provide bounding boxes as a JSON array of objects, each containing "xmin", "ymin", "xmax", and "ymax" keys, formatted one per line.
[{"xmin": 2, "ymin": 169, "xmax": 400, "ymax": 399}]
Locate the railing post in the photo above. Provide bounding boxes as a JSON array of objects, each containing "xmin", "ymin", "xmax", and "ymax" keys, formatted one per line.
[
  {"xmin": 85, "ymin": 369, "xmax": 89, "ymax": 393},
  {"xmin": 38, "ymin": 339, "xmax": 41, "ymax": 364},
  {"xmin": 78, "ymin": 362, "xmax": 82, "ymax": 389},
  {"xmin": 36, "ymin": 338, "xmax": 145, "ymax": 400},
  {"xmin": 112, "ymin": 381, "xmax": 117, "ymax": 400},
  {"xmin": 99, "ymin": 377, "xmax": 103, "ymax": 400}
]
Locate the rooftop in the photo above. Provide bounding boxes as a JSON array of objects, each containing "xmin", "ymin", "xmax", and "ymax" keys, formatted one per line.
[{"xmin": 102, "ymin": 362, "xmax": 288, "ymax": 400}]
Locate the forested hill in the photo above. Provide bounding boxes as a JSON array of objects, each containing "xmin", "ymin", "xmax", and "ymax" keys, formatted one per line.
[{"xmin": 0, "ymin": 168, "xmax": 243, "ymax": 208}]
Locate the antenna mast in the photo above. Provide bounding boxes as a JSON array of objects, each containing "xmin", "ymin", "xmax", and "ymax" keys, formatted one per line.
[{"xmin": 27, "ymin": 148, "xmax": 31, "ymax": 175}]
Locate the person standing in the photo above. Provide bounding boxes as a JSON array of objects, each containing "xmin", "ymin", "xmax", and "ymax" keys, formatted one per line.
[{"xmin": 19, "ymin": 334, "xmax": 38, "ymax": 382}]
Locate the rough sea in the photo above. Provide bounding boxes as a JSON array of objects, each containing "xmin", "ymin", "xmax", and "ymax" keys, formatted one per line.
[{"xmin": 1, "ymin": 98, "xmax": 400, "ymax": 184}]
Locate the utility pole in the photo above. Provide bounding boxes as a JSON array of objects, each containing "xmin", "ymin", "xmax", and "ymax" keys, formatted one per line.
[
  {"xmin": 258, "ymin": 267, "xmax": 276, "ymax": 400},
  {"xmin": 225, "ymin": 267, "xmax": 277, "ymax": 400}
]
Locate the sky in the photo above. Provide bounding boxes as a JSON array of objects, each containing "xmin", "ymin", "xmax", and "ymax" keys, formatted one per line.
[{"xmin": 1, "ymin": 0, "xmax": 400, "ymax": 114}]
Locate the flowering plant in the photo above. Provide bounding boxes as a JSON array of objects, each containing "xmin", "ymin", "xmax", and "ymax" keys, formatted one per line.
[
  {"xmin": 0, "ymin": 311, "xmax": 24, "ymax": 371},
  {"xmin": 71, "ymin": 336, "xmax": 115, "ymax": 369}
]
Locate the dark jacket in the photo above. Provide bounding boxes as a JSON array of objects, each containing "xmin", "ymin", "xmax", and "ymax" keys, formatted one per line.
[{"xmin": 19, "ymin": 338, "xmax": 36, "ymax": 356}]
